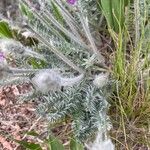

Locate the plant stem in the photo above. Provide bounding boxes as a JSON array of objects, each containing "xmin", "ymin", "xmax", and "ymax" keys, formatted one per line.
[{"xmin": 25, "ymin": 25, "xmax": 85, "ymax": 74}]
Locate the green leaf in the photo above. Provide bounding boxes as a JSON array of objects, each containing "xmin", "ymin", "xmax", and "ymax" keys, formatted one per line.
[
  {"xmin": 28, "ymin": 58, "xmax": 47, "ymax": 69},
  {"xmin": 16, "ymin": 140, "xmax": 42, "ymax": 150},
  {"xmin": 20, "ymin": 3, "xmax": 28, "ymax": 16},
  {"xmin": 99, "ymin": 0, "xmax": 126, "ymax": 33},
  {"xmin": 100, "ymin": 0, "xmax": 114, "ymax": 29},
  {"xmin": 47, "ymin": 136, "xmax": 64, "ymax": 150},
  {"xmin": 70, "ymin": 138, "xmax": 84, "ymax": 150},
  {"xmin": 111, "ymin": 0, "xmax": 125, "ymax": 32},
  {"xmin": 26, "ymin": 130, "xmax": 39, "ymax": 137},
  {"xmin": 19, "ymin": 2, "xmax": 33, "ymax": 19},
  {"xmin": 51, "ymin": 2, "xmax": 64, "ymax": 24},
  {"xmin": 0, "ymin": 21, "xmax": 13, "ymax": 38}
]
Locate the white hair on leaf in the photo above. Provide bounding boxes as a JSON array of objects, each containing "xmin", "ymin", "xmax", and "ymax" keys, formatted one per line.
[
  {"xmin": 0, "ymin": 39, "xmax": 45, "ymax": 60},
  {"xmin": 86, "ymin": 132, "xmax": 114, "ymax": 150},
  {"xmin": 61, "ymin": 73, "xmax": 84, "ymax": 86},
  {"xmin": 0, "ymin": 39, "xmax": 25, "ymax": 54},
  {"xmin": 0, "ymin": 59, "xmax": 13, "ymax": 80},
  {"xmin": 89, "ymin": 139, "xmax": 114, "ymax": 150}
]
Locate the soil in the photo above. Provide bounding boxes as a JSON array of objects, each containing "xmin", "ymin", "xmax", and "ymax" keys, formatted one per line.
[{"xmin": 0, "ymin": 84, "xmax": 48, "ymax": 150}]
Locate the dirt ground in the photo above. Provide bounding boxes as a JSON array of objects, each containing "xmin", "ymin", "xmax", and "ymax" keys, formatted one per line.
[{"xmin": 0, "ymin": 84, "xmax": 48, "ymax": 150}]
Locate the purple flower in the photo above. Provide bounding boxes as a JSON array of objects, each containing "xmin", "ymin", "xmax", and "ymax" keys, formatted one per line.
[
  {"xmin": 0, "ymin": 52, "xmax": 5, "ymax": 61},
  {"xmin": 67, "ymin": 0, "xmax": 77, "ymax": 5}
]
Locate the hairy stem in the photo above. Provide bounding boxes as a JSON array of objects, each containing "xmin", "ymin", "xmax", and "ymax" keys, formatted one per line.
[{"xmin": 25, "ymin": 25, "xmax": 85, "ymax": 74}]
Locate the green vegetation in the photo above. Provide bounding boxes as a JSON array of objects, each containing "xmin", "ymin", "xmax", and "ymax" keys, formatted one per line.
[
  {"xmin": 0, "ymin": 0, "xmax": 150, "ymax": 149},
  {"xmin": 102, "ymin": 0, "xmax": 150, "ymax": 148}
]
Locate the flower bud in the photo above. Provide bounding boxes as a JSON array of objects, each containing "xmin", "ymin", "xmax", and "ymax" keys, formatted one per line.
[
  {"xmin": 31, "ymin": 70, "xmax": 84, "ymax": 93},
  {"xmin": 31, "ymin": 70, "xmax": 62, "ymax": 93},
  {"xmin": 93, "ymin": 73, "xmax": 109, "ymax": 88}
]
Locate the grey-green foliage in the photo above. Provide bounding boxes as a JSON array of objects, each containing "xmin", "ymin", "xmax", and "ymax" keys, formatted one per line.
[
  {"xmin": 20, "ymin": 0, "xmax": 105, "ymax": 69},
  {"xmin": 14, "ymin": 0, "xmax": 111, "ymax": 142},
  {"xmin": 36, "ymin": 80, "xmax": 110, "ymax": 142}
]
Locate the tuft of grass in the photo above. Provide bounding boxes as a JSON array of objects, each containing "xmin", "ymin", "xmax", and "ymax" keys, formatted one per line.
[
  {"xmin": 108, "ymin": 0, "xmax": 150, "ymax": 149},
  {"xmin": 98, "ymin": 0, "xmax": 129, "ymax": 33}
]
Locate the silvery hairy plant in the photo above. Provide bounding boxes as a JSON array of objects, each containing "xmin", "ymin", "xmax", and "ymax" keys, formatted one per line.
[{"xmin": 0, "ymin": 0, "xmax": 113, "ymax": 147}]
